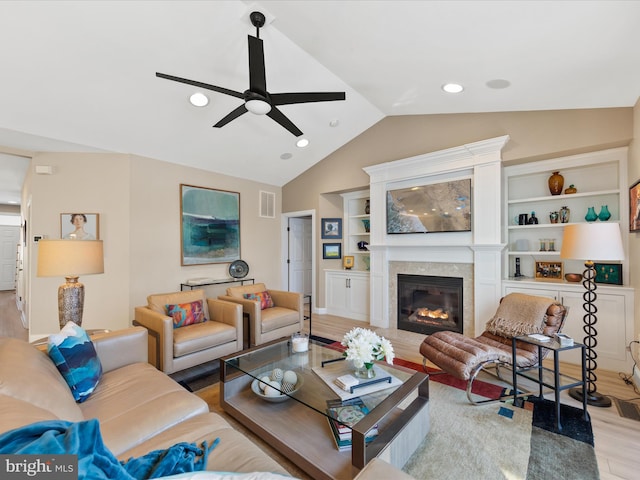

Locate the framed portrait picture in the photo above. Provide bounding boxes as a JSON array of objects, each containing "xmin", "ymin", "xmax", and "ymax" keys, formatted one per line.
[
  {"xmin": 594, "ymin": 263, "xmax": 622, "ymax": 285},
  {"xmin": 321, "ymin": 218, "xmax": 342, "ymax": 239},
  {"xmin": 629, "ymin": 179, "xmax": 640, "ymax": 232},
  {"xmin": 180, "ymin": 184, "xmax": 240, "ymax": 265},
  {"xmin": 323, "ymin": 243, "xmax": 342, "ymax": 259},
  {"xmin": 535, "ymin": 261, "xmax": 563, "ymax": 281},
  {"xmin": 60, "ymin": 213, "xmax": 99, "ymax": 240}
]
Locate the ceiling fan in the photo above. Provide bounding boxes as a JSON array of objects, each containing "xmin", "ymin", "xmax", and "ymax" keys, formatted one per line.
[{"xmin": 156, "ymin": 11, "xmax": 346, "ymax": 137}]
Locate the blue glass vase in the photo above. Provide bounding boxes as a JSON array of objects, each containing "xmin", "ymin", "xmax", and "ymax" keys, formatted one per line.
[
  {"xmin": 598, "ymin": 205, "xmax": 611, "ymax": 221},
  {"xmin": 585, "ymin": 207, "xmax": 598, "ymax": 222}
]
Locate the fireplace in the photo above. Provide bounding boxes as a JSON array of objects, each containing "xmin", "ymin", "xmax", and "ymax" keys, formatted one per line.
[{"xmin": 397, "ymin": 274, "xmax": 463, "ymax": 335}]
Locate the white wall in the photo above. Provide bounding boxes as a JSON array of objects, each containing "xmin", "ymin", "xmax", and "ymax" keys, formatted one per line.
[{"xmin": 24, "ymin": 152, "xmax": 282, "ymax": 338}]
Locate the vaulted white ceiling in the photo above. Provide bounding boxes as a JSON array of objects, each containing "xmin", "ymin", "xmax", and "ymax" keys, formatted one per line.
[{"xmin": 1, "ymin": 0, "xmax": 639, "ymax": 205}]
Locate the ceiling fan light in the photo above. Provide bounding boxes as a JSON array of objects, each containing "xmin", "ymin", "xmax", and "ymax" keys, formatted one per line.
[
  {"xmin": 189, "ymin": 92, "xmax": 209, "ymax": 107},
  {"xmin": 246, "ymin": 99, "xmax": 271, "ymax": 115}
]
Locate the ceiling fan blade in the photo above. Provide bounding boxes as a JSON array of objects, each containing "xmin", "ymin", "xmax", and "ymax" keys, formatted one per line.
[
  {"xmin": 271, "ymin": 91, "xmax": 346, "ymax": 106},
  {"xmin": 213, "ymin": 104, "xmax": 248, "ymax": 128},
  {"xmin": 267, "ymin": 107, "xmax": 303, "ymax": 137},
  {"xmin": 247, "ymin": 35, "xmax": 267, "ymax": 93},
  {"xmin": 156, "ymin": 72, "xmax": 244, "ymax": 99}
]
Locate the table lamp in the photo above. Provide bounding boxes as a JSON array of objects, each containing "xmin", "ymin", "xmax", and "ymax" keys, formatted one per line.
[
  {"xmin": 37, "ymin": 239, "xmax": 104, "ymax": 329},
  {"xmin": 560, "ymin": 222, "xmax": 624, "ymax": 407}
]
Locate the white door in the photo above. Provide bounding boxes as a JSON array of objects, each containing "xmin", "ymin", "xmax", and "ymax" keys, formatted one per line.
[
  {"xmin": 288, "ymin": 217, "xmax": 312, "ymax": 295},
  {"xmin": 0, "ymin": 226, "xmax": 20, "ymax": 291}
]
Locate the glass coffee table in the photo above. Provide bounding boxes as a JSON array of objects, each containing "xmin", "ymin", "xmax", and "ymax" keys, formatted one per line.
[{"xmin": 220, "ymin": 337, "xmax": 429, "ymax": 480}]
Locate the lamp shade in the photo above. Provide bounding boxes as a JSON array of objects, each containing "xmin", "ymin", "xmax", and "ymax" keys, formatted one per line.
[
  {"xmin": 560, "ymin": 223, "xmax": 624, "ymax": 261},
  {"xmin": 37, "ymin": 240, "xmax": 104, "ymax": 277}
]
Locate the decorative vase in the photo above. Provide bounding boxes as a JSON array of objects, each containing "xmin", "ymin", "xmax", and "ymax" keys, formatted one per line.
[
  {"xmin": 559, "ymin": 206, "xmax": 570, "ymax": 223},
  {"xmin": 354, "ymin": 363, "xmax": 375, "ymax": 379},
  {"xmin": 564, "ymin": 184, "xmax": 577, "ymax": 194},
  {"xmin": 549, "ymin": 212, "xmax": 559, "ymax": 224},
  {"xmin": 585, "ymin": 207, "xmax": 598, "ymax": 222},
  {"xmin": 364, "ymin": 199, "xmax": 370, "ymax": 215},
  {"xmin": 361, "ymin": 219, "xmax": 370, "ymax": 232},
  {"xmin": 548, "ymin": 171, "xmax": 564, "ymax": 195},
  {"xmin": 598, "ymin": 205, "xmax": 611, "ymax": 221},
  {"xmin": 527, "ymin": 212, "xmax": 538, "ymax": 224}
]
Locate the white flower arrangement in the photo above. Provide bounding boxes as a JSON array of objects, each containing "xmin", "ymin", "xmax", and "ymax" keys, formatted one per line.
[{"xmin": 341, "ymin": 327, "xmax": 395, "ymax": 368}]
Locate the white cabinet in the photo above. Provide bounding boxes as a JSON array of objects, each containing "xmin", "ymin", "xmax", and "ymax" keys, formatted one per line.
[
  {"xmin": 502, "ymin": 147, "xmax": 628, "ymax": 283},
  {"xmin": 503, "ymin": 280, "xmax": 634, "ymax": 373},
  {"xmin": 341, "ymin": 191, "xmax": 370, "ymax": 271},
  {"xmin": 325, "ymin": 269, "xmax": 369, "ymax": 321}
]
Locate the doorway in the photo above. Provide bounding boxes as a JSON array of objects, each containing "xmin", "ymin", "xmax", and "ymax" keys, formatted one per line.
[{"xmin": 282, "ymin": 210, "xmax": 315, "ymax": 315}]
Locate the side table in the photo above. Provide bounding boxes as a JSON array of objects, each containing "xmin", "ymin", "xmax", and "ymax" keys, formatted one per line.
[{"xmin": 512, "ymin": 334, "xmax": 588, "ymax": 431}]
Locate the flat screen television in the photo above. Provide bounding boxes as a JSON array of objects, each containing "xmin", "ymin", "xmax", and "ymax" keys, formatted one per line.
[{"xmin": 386, "ymin": 178, "xmax": 471, "ymax": 234}]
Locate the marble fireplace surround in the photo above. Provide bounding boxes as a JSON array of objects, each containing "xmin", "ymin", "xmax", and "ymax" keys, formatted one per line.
[
  {"xmin": 390, "ymin": 261, "xmax": 474, "ymax": 336},
  {"xmin": 363, "ymin": 136, "xmax": 509, "ymax": 337}
]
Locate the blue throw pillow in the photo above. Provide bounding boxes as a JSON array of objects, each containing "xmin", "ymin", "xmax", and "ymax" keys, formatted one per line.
[{"xmin": 47, "ymin": 322, "xmax": 103, "ymax": 403}]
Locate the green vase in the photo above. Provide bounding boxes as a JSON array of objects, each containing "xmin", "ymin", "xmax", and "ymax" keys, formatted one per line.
[
  {"xmin": 585, "ymin": 207, "xmax": 598, "ymax": 222},
  {"xmin": 598, "ymin": 205, "xmax": 611, "ymax": 221}
]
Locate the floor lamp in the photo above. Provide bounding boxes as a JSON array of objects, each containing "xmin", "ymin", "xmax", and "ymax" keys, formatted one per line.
[
  {"xmin": 560, "ymin": 223, "xmax": 624, "ymax": 407},
  {"xmin": 37, "ymin": 239, "xmax": 104, "ymax": 329}
]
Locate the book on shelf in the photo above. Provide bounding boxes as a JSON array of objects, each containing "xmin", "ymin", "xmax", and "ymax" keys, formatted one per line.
[{"xmin": 326, "ymin": 397, "xmax": 378, "ymax": 450}]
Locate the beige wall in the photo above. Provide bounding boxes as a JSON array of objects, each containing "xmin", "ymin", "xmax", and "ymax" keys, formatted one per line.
[
  {"xmin": 25, "ymin": 152, "xmax": 282, "ymax": 338},
  {"xmin": 283, "ymin": 108, "xmax": 634, "ymax": 308},
  {"xmin": 630, "ymin": 99, "xmax": 640, "ymax": 343}
]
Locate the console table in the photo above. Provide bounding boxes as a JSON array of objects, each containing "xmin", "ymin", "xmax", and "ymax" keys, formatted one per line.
[{"xmin": 180, "ymin": 277, "xmax": 255, "ymax": 291}]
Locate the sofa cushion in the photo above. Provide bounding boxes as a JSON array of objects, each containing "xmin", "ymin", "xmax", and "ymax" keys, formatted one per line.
[
  {"xmin": 243, "ymin": 291, "xmax": 274, "ymax": 310},
  {"xmin": 167, "ymin": 300, "xmax": 206, "ymax": 328},
  {"xmin": 225, "ymin": 283, "xmax": 267, "ymax": 298},
  {"xmin": 79, "ymin": 362, "xmax": 209, "ymax": 456},
  {"xmin": 173, "ymin": 321, "xmax": 237, "ymax": 358},
  {"xmin": 148, "ymin": 290, "xmax": 210, "ymax": 321},
  {"xmin": 260, "ymin": 307, "xmax": 299, "ymax": 334},
  {"xmin": 47, "ymin": 322, "xmax": 103, "ymax": 403},
  {"xmin": 0, "ymin": 337, "xmax": 84, "ymax": 422}
]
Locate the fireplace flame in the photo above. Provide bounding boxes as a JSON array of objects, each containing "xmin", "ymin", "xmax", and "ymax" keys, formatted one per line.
[{"xmin": 415, "ymin": 307, "xmax": 449, "ymax": 320}]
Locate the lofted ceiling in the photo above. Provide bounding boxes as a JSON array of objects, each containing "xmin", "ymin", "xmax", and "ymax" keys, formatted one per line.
[{"xmin": 1, "ymin": 0, "xmax": 639, "ymax": 206}]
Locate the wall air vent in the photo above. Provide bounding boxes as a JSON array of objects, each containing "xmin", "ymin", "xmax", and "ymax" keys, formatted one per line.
[{"xmin": 259, "ymin": 191, "xmax": 275, "ymax": 218}]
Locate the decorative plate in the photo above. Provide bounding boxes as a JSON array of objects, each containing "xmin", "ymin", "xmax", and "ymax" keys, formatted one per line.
[{"xmin": 229, "ymin": 260, "xmax": 249, "ymax": 278}]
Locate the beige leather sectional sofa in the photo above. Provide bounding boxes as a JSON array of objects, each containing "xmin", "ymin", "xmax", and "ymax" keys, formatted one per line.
[{"xmin": 0, "ymin": 326, "xmax": 414, "ymax": 479}]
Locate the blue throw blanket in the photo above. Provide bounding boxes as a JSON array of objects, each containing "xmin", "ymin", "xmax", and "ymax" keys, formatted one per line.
[{"xmin": 0, "ymin": 419, "xmax": 219, "ymax": 479}]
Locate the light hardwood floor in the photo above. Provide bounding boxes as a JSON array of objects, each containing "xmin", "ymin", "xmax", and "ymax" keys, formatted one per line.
[{"xmin": 306, "ymin": 311, "xmax": 640, "ymax": 480}]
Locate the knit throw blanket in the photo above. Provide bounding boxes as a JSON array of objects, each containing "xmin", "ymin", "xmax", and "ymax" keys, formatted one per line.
[
  {"xmin": 0, "ymin": 419, "xmax": 218, "ymax": 479},
  {"xmin": 485, "ymin": 293, "xmax": 554, "ymax": 338}
]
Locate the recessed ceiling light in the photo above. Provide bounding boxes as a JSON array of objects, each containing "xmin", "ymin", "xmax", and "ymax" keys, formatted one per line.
[
  {"xmin": 280, "ymin": 153, "xmax": 293, "ymax": 160},
  {"xmin": 486, "ymin": 79, "xmax": 511, "ymax": 89},
  {"xmin": 329, "ymin": 119, "xmax": 340, "ymax": 127},
  {"xmin": 189, "ymin": 92, "xmax": 209, "ymax": 107},
  {"xmin": 442, "ymin": 83, "xmax": 464, "ymax": 94},
  {"xmin": 296, "ymin": 138, "xmax": 309, "ymax": 148}
]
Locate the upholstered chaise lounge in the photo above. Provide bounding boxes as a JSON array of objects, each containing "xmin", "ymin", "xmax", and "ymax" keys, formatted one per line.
[{"xmin": 420, "ymin": 293, "xmax": 567, "ymax": 404}]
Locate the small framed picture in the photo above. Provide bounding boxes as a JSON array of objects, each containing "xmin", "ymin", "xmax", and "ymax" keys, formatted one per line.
[
  {"xmin": 630, "ymin": 179, "xmax": 640, "ymax": 232},
  {"xmin": 343, "ymin": 255, "xmax": 354, "ymax": 269},
  {"xmin": 323, "ymin": 243, "xmax": 342, "ymax": 259},
  {"xmin": 535, "ymin": 261, "xmax": 563, "ymax": 281},
  {"xmin": 60, "ymin": 213, "xmax": 100, "ymax": 240},
  {"xmin": 321, "ymin": 218, "xmax": 342, "ymax": 239},
  {"xmin": 594, "ymin": 263, "xmax": 622, "ymax": 285}
]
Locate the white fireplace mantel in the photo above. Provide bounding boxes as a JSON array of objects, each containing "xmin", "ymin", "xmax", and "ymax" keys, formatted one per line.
[{"xmin": 363, "ymin": 135, "xmax": 509, "ymax": 336}]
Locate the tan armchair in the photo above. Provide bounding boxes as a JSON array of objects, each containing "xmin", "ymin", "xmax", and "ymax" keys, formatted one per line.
[
  {"xmin": 134, "ymin": 289, "xmax": 243, "ymax": 374},
  {"xmin": 219, "ymin": 283, "xmax": 303, "ymax": 347}
]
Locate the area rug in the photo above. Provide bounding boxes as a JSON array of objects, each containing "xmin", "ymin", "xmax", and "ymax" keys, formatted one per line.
[{"xmin": 187, "ymin": 351, "xmax": 598, "ymax": 480}]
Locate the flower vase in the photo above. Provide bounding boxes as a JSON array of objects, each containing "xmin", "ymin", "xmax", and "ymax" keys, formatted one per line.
[
  {"xmin": 585, "ymin": 207, "xmax": 598, "ymax": 222},
  {"xmin": 598, "ymin": 205, "xmax": 611, "ymax": 221},
  {"xmin": 548, "ymin": 171, "xmax": 564, "ymax": 195},
  {"xmin": 354, "ymin": 363, "xmax": 376, "ymax": 379}
]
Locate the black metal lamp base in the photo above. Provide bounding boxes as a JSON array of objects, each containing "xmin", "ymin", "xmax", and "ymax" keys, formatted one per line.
[{"xmin": 569, "ymin": 387, "xmax": 612, "ymax": 408}]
